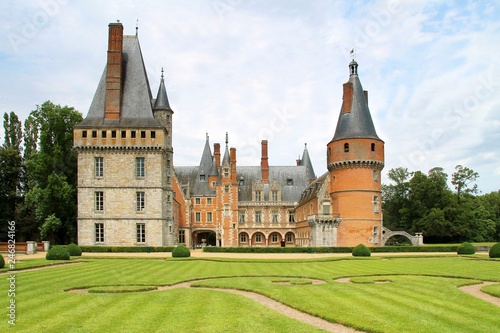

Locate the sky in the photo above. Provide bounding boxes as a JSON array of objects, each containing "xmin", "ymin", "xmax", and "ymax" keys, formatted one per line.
[{"xmin": 1, "ymin": 0, "xmax": 499, "ymax": 193}]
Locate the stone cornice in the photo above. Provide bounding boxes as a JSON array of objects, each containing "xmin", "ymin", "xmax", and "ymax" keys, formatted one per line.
[
  {"xmin": 75, "ymin": 145, "xmax": 165, "ymax": 152},
  {"xmin": 328, "ymin": 159, "xmax": 384, "ymax": 171}
]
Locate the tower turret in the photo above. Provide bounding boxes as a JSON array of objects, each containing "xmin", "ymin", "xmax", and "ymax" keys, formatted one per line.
[{"xmin": 326, "ymin": 60, "xmax": 385, "ymax": 247}]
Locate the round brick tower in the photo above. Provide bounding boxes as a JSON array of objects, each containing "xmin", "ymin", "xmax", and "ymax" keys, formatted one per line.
[{"xmin": 327, "ymin": 60, "xmax": 385, "ymax": 247}]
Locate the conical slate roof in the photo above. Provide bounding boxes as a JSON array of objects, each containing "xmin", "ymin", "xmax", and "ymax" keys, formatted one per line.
[
  {"xmin": 331, "ymin": 60, "xmax": 380, "ymax": 142},
  {"xmin": 191, "ymin": 134, "xmax": 215, "ymax": 196},
  {"xmin": 153, "ymin": 69, "xmax": 172, "ymax": 111},
  {"xmin": 300, "ymin": 143, "xmax": 316, "ymax": 180}
]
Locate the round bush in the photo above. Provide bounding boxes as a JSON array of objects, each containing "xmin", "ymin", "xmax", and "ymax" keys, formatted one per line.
[
  {"xmin": 46, "ymin": 246, "xmax": 70, "ymax": 260},
  {"xmin": 67, "ymin": 243, "xmax": 82, "ymax": 256},
  {"xmin": 0, "ymin": 254, "xmax": 4, "ymax": 268},
  {"xmin": 489, "ymin": 242, "xmax": 500, "ymax": 258},
  {"xmin": 352, "ymin": 244, "xmax": 371, "ymax": 257},
  {"xmin": 457, "ymin": 242, "xmax": 476, "ymax": 255},
  {"xmin": 172, "ymin": 245, "xmax": 191, "ymax": 258}
]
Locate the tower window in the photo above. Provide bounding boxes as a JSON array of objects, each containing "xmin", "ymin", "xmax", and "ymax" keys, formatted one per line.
[
  {"xmin": 151, "ymin": 131, "xmax": 156, "ymax": 139},
  {"xmin": 121, "ymin": 131, "xmax": 126, "ymax": 138},
  {"xmin": 92, "ymin": 130, "xmax": 97, "ymax": 138},
  {"xmin": 82, "ymin": 130, "xmax": 87, "ymax": 138},
  {"xmin": 136, "ymin": 157, "xmax": 145, "ymax": 178},
  {"xmin": 95, "ymin": 223, "xmax": 104, "ymax": 243},
  {"xmin": 95, "ymin": 157, "xmax": 103, "ymax": 178},
  {"xmin": 95, "ymin": 191, "xmax": 104, "ymax": 212},
  {"xmin": 166, "ymin": 115, "xmax": 170, "ymax": 122},
  {"xmin": 373, "ymin": 195, "xmax": 380, "ymax": 214},
  {"xmin": 141, "ymin": 131, "xmax": 146, "ymax": 138},
  {"xmin": 371, "ymin": 143, "xmax": 376, "ymax": 151},
  {"xmin": 136, "ymin": 192, "xmax": 145, "ymax": 212},
  {"xmin": 344, "ymin": 143, "xmax": 349, "ymax": 152},
  {"xmin": 136, "ymin": 223, "xmax": 146, "ymax": 243},
  {"xmin": 373, "ymin": 170, "xmax": 379, "ymax": 182},
  {"xmin": 131, "ymin": 131, "xmax": 136, "ymax": 138},
  {"xmin": 111, "ymin": 130, "xmax": 117, "ymax": 138},
  {"xmin": 101, "ymin": 130, "xmax": 107, "ymax": 138}
]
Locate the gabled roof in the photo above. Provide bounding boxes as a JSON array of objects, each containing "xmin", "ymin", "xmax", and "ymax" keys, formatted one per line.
[
  {"xmin": 76, "ymin": 35, "xmax": 163, "ymax": 128},
  {"xmin": 331, "ymin": 60, "xmax": 380, "ymax": 141}
]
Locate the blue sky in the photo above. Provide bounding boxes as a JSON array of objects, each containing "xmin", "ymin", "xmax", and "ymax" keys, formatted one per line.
[{"xmin": 1, "ymin": 0, "xmax": 499, "ymax": 193}]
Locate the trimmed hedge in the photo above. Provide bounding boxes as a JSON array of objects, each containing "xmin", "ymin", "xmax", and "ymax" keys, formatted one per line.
[
  {"xmin": 67, "ymin": 243, "xmax": 82, "ymax": 256},
  {"xmin": 46, "ymin": 246, "xmax": 70, "ymax": 260},
  {"xmin": 202, "ymin": 245, "xmax": 459, "ymax": 254},
  {"xmin": 79, "ymin": 246, "xmax": 175, "ymax": 253},
  {"xmin": 172, "ymin": 245, "xmax": 191, "ymax": 258},
  {"xmin": 457, "ymin": 242, "xmax": 476, "ymax": 255},
  {"xmin": 352, "ymin": 244, "xmax": 371, "ymax": 257},
  {"xmin": 0, "ymin": 254, "xmax": 4, "ymax": 268},
  {"xmin": 489, "ymin": 242, "xmax": 500, "ymax": 258}
]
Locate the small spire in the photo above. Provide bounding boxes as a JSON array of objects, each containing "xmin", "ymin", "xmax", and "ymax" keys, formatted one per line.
[
  {"xmin": 161, "ymin": 67, "xmax": 164, "ymax": 80},
  {"xmin": 225, "ymin": 132, "xmax": 229, "ymax": 146},
  {"xmin": 206, "ymin": 132, "xmax": 209, "ymax": 141},
  {"xmin": 135, "ymin": 19, "xmax": 139, "ymax": 36},
  {"xmin": 349, "ymin": 59, "xmax": 358, "ymax": 76}
]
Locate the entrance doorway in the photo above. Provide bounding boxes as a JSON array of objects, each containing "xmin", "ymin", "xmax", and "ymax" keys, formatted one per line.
[{"xmin": 193, "ymin": 231, "xmax": 216, "ymax": 248}]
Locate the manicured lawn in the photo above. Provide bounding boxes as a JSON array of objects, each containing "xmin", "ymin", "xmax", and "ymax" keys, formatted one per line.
[
  {"xmin": 482, "ymin": 284, "xmax": 500, "ymax": 297},
  {"xmin": 1, "ymin": 256, "xmax": 499, "ymax": 332}
]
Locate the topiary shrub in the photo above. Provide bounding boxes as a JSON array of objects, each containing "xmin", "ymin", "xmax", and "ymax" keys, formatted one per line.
[
  {"xmin": 46, "ymin": 246, "xmax": 70, "ymax": 260},
  {"xmin": 0, "ymin": 254, "xmax": 4, "ymax": 268},
  {"xmin": 352, "ymin": 244, "xmax": 371, "ymax": 257},
  {"xmin": 489, "ymin": 242, "xmax": 500, "ymax": 258},
  {"xmin": 457, "ymin": 242, "xmax": 476, "ymax": 255},
  {"xmin": 67, "ymin": 243, "xmax": 82, "ymax": 256},
  {"xmin": 172, "ymin": 245, "xmax": 191, "ymax": 258}
]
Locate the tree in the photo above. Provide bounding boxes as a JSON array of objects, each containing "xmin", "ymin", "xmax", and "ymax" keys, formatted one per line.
[
  {"xmin": 22, "ymin": 101, "xmax": 82, "ymax": 243},
  {"xmin": 3, "ymin": 112, "xmax": 23, "ymax": 151},
  {"xmin": 382, "ymin": 167, "xmax": 411, "ymax": 229},
  {"xmin": 451, "ymin": 165, "xmax": 479, "ymax": 204}
]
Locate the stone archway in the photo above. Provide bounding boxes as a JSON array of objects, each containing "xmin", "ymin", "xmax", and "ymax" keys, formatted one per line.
[
  {"xmin": 382, "ymin": 227, "xmax": 423, "ymax": 246},
  {"xmin": 192, "ymin": 230, "xmax": 216, "ymax": 248}
]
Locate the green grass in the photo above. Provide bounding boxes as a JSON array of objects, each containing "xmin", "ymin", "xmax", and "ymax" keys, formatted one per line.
[
  {"xmin": 482, "ymin": 284, "xmax": 500, "ymax": 297},
  {"xmin": 1, "ymin": 256, "xmax": 499, "ymax": 332},
  {"xmin": 0, "ymin": 258, "xmax": 79, "ymax": 272}
]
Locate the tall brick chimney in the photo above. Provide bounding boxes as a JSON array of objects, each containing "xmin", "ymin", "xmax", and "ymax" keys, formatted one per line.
[
  {"xmin": 214, "ymin": 143, "xmax": 221, "ymax": 171},
  {"xmin": 261, "ymin": 140, "xmax": 269, "ymax": 184},
  {"xmin": 104, "ymin": 23, "xmax": 124, "ymax": 119},
  {"xmin": 230, "ymin": 147, "xmax": 237, "ymax": 183},
  {"xmin": 342, "ymin": 82, "xmax": 353, "ymax": 114}
]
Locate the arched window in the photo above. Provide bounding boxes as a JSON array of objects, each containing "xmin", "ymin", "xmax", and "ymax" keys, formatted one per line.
[
  {"xmin": 344, "ymin": 143, "xmax": 349, "ymax": 153},
  {"xmin": 371, "ymin": 143, "xmax": 376, "ymax": 151}
]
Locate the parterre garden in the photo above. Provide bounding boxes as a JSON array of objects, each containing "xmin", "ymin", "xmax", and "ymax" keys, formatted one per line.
[{"xmin": 1, "ymin": 254, "xmax": 499, "ymax": 333}]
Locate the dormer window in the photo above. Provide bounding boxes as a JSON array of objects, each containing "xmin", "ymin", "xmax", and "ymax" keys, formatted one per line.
[
  {"xmin": 287, "ymin": 178, "xmax": 293, "ymax": 186},
  {"xmin": 344, "ymin": 143, "xmax": 349, "ymax": 153},
  {"xmin": 224, "ymin": 168, "xmax": 229, "ymax": 178},
  {"xmin": 200, "ymin": 174, "xmax": 206, "ymax": 181},
  {"xmin": 239, "ymin": 177, "xmax": 245, "ymax": 186}
]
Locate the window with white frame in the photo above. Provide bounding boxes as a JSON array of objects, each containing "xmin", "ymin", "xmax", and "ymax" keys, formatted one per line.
[
  {"xmin": 373, "ymin": 195, "xmax": 380, "ymax": 213},
  {"xmin": 195, "ymin": 212, "xmax": 201, "ymax": 223},
  {"xmin": 207, "ymin": 198, "xmax": 212, "ymax": 205},
  {"xmin": 207, "ymin": 212, "xmax": 213, "ymax": 223},
  {"xmin": 271, "ymin": 233, "xmax": 278, "ymax": 243},
  {"xmin": 255, "ymin": 211, "xmax": 262, "ymax": 223},
  {"xmin": 271, "ymin": 190, "xmax": 278, "ymax": 201},
  {"xmin": 240, "ymin": 233, "xmax": 247, "ymax": 243},
  {"xmin": 272, "ymin": 211, "xmax": 278, "ymax": 223},
  {"xmin": 95, "ymin": 191, "xmax": 104, "ymax": 212},
  {"xmin": 238, "ymin": 210, "xmax": 245, "ymax": 223},
  {"xmin": 136, "ymin": 223, "xmax": 146, "ymax": 243},
  {"xmin": 95, "ymin": 157, "xmax": 103, "ymax": 178},
  {"xmin": 195, "ymin": 198, "xmax": 201, "ymax": 205},
  {"xmin": 136, "ymin": 157, "xmax": 145, "ymax": 177},
  {"xmin": 179, "ymin": 230, "xmax": 185, "ymax": 244},
  {"xmin": 136, "ymin": 192, "xmax": 145, "ymax": 212},
  {"xmin": 255, "ymin": 233, "xmax": 262, "ymax": 243},
  {"xmin": 286, "ymin": 233, "xmax": 293, "ymax": 243},
  {"xmin": 255, "ymin": 191, "xmax": 261, "ymax": 201},
  {"xmin": 224, "ymin": 204, "xmax": 230, "ymax": 217},
  {"xmin": 95, "ymin": 223, "xmax": 104, "ymax": 243},
  {"xmin": 288, "ymin": 211, "xmax": 295, "ymax": 223}
]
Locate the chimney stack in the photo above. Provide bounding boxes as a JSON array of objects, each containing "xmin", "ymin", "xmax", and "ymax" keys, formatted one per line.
[
  {"xmin": 105, "ymin": 23, "xmax": 124, "ymax": 119},
  {"xmin": 342, "ymin": 82, "xmax": 353, "ymax": 114},
  {"xmin": 214, "ymin": 143, "xmax": 221, "ymax": 171},
  {"xmin": 261, "ymin": 140, "xmax": 269, "ymax": 184},
  {"xmin": 230, "ymin": 147, "xmax": 237, "ymax": 183},
  {"xmin": 363, "ymin": 90, "xmax": 368, "ymax": 105}
]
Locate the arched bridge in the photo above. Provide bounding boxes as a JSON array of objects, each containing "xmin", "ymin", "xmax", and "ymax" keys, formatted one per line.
[{"xmin": 382, "ymin": 227, "xmax": 423, "ymax": 246}]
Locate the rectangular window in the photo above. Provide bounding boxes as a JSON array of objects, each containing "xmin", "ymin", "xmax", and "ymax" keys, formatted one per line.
[
  {"xmin": 92, "ymin": 130, "xmax": 97, "ymax": 138},
  {"xmin": 373, "ymin": 170, "xmax": 379, "ymax": 182},
  {"xmin": 111, "ymin": 130, "xmax": 117, "ymax": 138},
  {"xmin": 95, "ymin": 157, "xmax": 103, "ymax": 178},
  {"xmin": 224, "ymin": 168, "xmax": 229, "ymax": 178},
  {"xmin": 373, "ymin": 226, "xmax": 379, "ymax": 245},
  {"xmin": 271, "ymin": 191, "xmax": 278, "ymax": 201},
  {"xmin": 255, "ymin": 233, "xmax": 262, "ymax": 243},
  {"xmin": 136, "ymin": 157, "xmax": 145, "ymax": 178},
  {"xmin": 136, "ymin": 192, "xmax": 145, "ymax": 212},
  {"xmin": 121, "ymin": 130, "xmax": 126, "ymax": 138},
  {"xmin": 207, "ymin": 198, "xmax": 212, "ymax": 205},
  {"xmin": 179, "ymin": 230, "xmax": 185, "ymax": 244},
  {"xmin": 95, "ymin": 191, "xmax": 104, "ymax": 212},
  {"xmin": 286, "ymin": 233, "xmax": 293, "ymax": 242},
  {"xmin": 224, "ymin": 204, "xmax": 230, "ymax": 217},
  {"xmin": 323, "ymin": 203, "xmax": 330, "ymax": 215},
  {"xmin": 240, "ymin": 233, "xmax": 247, "ymax": 243},
  {"xmin": 136, "ymin": 223, "xmax": 145, "ymax": 243},
  {"xmin": 255, "ymin": 191, "xmax": 261, "ymax": 201},
  {"xmin": 373, "ymin": 196, "xmax": 380, "ymax": 214},
  {"xmin": 95, "ymin": 223, "xmax": 104, "ymax": 243},
  {"xmin": 195, "ymin": 198, "xmax": 201, "ymax": 205},
  {"xmin": 101, "ymin": 130, "xmax": 107, "ymax": 138},
  {"xmin": 255, "ymin": 211, "xmax": 262, "ymax": 223},
  {"xmin": 271, "ymin": 233, "xmax": 278, "ymax": 243},
  {"xmin": 82, "ymin": 130, "xmax": 87, "ymax": 138},
  {"xmin": 224, "ymin": 185, "xmax": 229, "ymax": 193},
  {"xmin": 141, "ymin": 131, "xmax": 146, "ymax": 138},
  {"xmin": 195, "ymin": 212, "xmax": 201, "ymax": 223},
  {"xmin": 238, "ymin": 211, "xmax": 245, "ymax": 223},
  {"xmin": 272, "ymin": 211, "xmax": 278, "ymax": 223},
  {"xmin": 207, "ymin": 212, "xmax": 213, "ymax": 222},
  {"xmin": 150, "ymin": 131, "xmax": 156, "ymax": 139},
  {"xmin": 131, "ymin": 131, "xmax": 136, "ymax": 138},
  {"xmin": 288, "ymin": 211, "xmax": 295, "ymax": 223}
]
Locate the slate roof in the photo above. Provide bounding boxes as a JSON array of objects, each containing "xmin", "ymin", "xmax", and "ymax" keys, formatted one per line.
[
  {"xmin": 299, "ymin": 144, "xmax": 316, "ymax": 180},
  {"xmin": 76, "ymin": 35, "xmax": 163, "ymax": 128},
  {"xmin": 153, "ymin": 71, "xmax": 172, "ymax": 111},
  {"xmin": 331, "ymin": 60, "xmax": 381, "ymax": 141},
  {"xmin": 297, "ymin": 171, "xmax": 329, "ymax": 206}
]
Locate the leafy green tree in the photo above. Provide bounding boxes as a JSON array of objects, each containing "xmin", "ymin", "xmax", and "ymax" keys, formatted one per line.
[
  {"xmin": 22, "ymin": 101, "xmax": 82, "ymax": 243},
  {"xmin": 382, "ymin": 167, "xmax": 411, "ymax": 229},
  {"xmin": 451, "ymin": 165, "xmax": 479, "ymax": 204}
]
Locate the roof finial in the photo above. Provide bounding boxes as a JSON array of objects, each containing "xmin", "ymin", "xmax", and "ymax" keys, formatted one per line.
[
  {"xmin": 305, "ymin": 143, "xmax": 307, "ymax": 147},
  {"xmin": 225, "ymin": 132, "xmax": 229, "ymax": 146},
  {"xmin": 161, "ymin": 67, "xmax": 164, "ymax": 80},
  {"xmin": 206, "ymin": 132, "xmax": 209, "ymax": 141},
  {"xmin": 349, "ymin": 48, "xmax": 356, "ymax": 60},
  {"xmin": 136, "ymin": 19, "xmax": 139, "ymax": 36}
]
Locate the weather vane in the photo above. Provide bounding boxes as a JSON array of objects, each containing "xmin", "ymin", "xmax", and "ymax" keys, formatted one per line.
[{"xmin": 350, "ymin": 48, "xmax": 356, "ymax": 60}]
